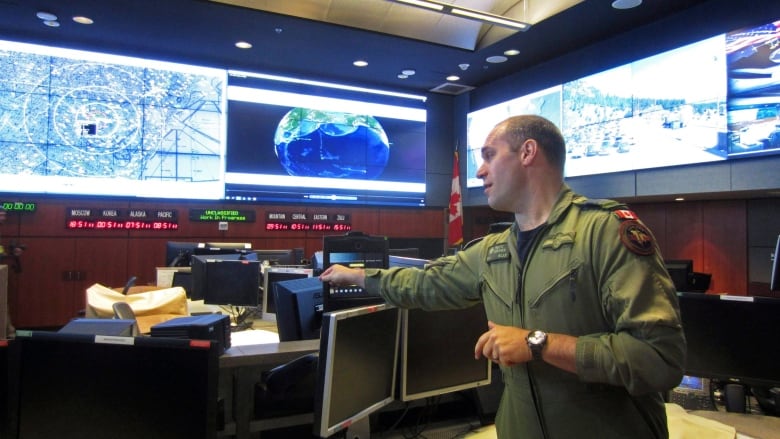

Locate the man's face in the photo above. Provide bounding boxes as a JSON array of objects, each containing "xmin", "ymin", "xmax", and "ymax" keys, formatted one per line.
[{"xmin": 476, "ymin": 129, "xmax": 525, "ymax": 212}]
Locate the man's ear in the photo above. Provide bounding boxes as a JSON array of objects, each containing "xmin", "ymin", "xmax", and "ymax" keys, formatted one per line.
[{"xmin": 519, "ymin": 138, "xmax": 538, "ymax": 164}]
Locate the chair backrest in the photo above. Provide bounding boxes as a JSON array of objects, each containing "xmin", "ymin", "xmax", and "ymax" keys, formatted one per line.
[{"xmin": 112, "ymin": 302, "xmax": 139, "ymax": 336}]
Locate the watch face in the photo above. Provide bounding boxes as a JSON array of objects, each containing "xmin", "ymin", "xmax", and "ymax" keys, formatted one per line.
[{"xmin": 528, "ymin": 330, "xmax": 546, "ymax": 345}]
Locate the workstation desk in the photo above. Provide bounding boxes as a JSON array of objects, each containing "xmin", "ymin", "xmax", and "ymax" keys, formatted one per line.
[{"xmin": 218, "ymin": 337, "xmax": 319, "ymax": 439}]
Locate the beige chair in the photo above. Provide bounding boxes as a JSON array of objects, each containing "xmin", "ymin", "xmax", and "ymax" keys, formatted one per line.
[{"xmin": 86, "ymin": 283, "xmax": 189, "ymax": 334}]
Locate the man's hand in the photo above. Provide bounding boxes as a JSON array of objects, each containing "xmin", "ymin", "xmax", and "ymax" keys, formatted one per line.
[
  {"xmin": 474, "ymin": 321, "xmax": 531, "ymax": 366},
  {"xmin": 319, "ymin": 264, "xmax": 366, "ymax": 288}
]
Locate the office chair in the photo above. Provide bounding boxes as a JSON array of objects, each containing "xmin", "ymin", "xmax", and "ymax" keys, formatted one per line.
[
  {"xmin": 121, "ymin": 276, "xmax": 137, "ymax": 295},
  {"xmin": 112, "ymin": 302, "xmax": 139, "ymax": 336}
]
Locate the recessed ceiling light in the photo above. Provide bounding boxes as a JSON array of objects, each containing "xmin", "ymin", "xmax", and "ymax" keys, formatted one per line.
[
  {"xmin": 43, "ymin": 20, "xmax": 60, "ymax": 27},
  {"xmin": 72, "ymin": 16, "xmax": 94, "ymax": 25},
  {"xmin": 674, "ymin": 197, "xmax": 685, "ymax": 202},
  {"xmin": 353, "ymin": 60, "xmax": 368, "ymax": 67},
  {"xmin": 397, "ymin": 74, "xmax": 408, "ymax": 79},
  {"xmin": 401, "ymin": 69, "xmax": 416, "ymax": 76},
  {"xmin": 446, "ymin": 75, "xmax": 460, "ymax": 81},
  {"xmin": 612, "ymin": 0, "xmax": 642, "ymax": 9},
  {"xmin": 235, "ymin": 41, "xmax": 252, "ymax": 49},
  {"xmin": 486, "ymin": 55, "xmax": 508, "ymax": 63},
  {"xmin": 504, "ymin": 49, "xmax": 520, "ymax": 56},
  {"xmin": 36, "ymin": 11, "xmax": 57, "ymax": 21}
]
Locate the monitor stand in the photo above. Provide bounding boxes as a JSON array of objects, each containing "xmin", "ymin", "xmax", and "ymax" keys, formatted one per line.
[{"xmin": 344, "ymin": 416, "xmax": 371, "ymax": 439}]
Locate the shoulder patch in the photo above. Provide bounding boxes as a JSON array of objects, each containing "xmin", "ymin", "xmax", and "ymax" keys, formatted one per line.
[
  {"xmin": 486, "ymin": 242, "xmax": 511, "ymax": 264},
  {"xmin": 619, "ymin": 220, "xmax": 655, "ymax": 256},
  {"xmin": 613, "ymin": 209, "xmax": 638, "ymax": 220}
]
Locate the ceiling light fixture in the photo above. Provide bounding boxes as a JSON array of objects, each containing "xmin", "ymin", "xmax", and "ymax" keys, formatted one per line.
[
  {"xmin": 504, "ymin": 49, "xmax": 520, "ymax": 56},
  {"xmin": 387, "ymin": 0, "xmax": 530, "ymax": 30},
  {"xmin": 36, "ymin": 11, "xmax": 57, "ymax": 21},
  {"xmin": 43, "ymin": 20, "xmax": 60, "ymax": 28},
  {"xmin": 72, "ymin": 16, "xmax": 93, "ymax": 25},
  {"xmin": 393, "ymin": 0, "xmax": 444, "ymax": 11},
  {"xmin": 353, "ymin": 60, "xmax": 368, "ymax": 67},
  {"xmin": 401, "ymin": 69, "xmax": 416, "ymax": 76},
  {"xmin": 446, "ymin": 75, "xmax": 460, "ymax": 81},
  {"xmin": 235, "ymin": 41, "xmax": 252, "ymax": 49},
  {"xmin": 486, "ymin": 55, "xmax": 508, "ymax": 63},
  {"xmin": 611, "ymin": 0, "xmax": 642, "ymax": 9}
]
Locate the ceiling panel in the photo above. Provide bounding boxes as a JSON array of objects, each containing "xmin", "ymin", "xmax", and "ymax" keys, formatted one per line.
[{"xmin": 211, "ymin": 0, "xmax": 583, "ymax": 51}]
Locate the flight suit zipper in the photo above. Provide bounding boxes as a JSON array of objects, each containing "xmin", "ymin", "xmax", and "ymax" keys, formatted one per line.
[{"xmin": 517, "ymin": 224, "xmax": 551, "ymax": 439}]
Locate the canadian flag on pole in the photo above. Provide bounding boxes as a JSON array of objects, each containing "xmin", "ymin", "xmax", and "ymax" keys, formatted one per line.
[{"xmin": 448, "ymin": 151, "xmax": 463, "ymax": 247}]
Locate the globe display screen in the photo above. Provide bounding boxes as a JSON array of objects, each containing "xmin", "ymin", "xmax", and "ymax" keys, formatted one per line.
[{"xmin": 224, "ymin": 75, "xmax": 427, "ymax": 206}]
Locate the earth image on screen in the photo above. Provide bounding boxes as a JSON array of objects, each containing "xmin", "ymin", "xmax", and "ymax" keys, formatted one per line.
[{"xmin": 273, "ymin": 108, "xmax": 390, "ymax": 179}]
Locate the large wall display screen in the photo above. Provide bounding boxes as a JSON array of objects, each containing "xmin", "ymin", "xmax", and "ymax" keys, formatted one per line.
[
  {"xmin": 223, "ymin": 73, "xmax": 427, "ymax": 207},
  {"xmin": 0, "ymin": 40, "xmax": 227, "ymax": 199},
  {"xmin": 466, "ymin": 18, "xmax": 780, "ymax": 187}
]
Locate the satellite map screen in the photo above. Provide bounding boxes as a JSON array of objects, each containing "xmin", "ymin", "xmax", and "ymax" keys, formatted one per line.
[{"xmin": 0, "ymin": 40, "xmax": 227, "ymax": 199}]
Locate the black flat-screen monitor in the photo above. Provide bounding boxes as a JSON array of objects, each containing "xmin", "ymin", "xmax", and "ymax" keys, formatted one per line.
[
  {"xmin": 253, "ymin": 249, "xmax": 297, "ymax": 266},
  {"xmin": 261, "ymin": 266, "xmax": 313, "ymax": 321},
  {"xmin": 194, "ymin": 242, "xmax": 254, "ymax": 259},
  {"xmin": 771, "ymin": 234, "xmax": 780, "ymax": 292},
  {"xmin": 388, "ymin": 248, "xmax": 420, "ymax": 258},
  {"xmin": 387, "ymin": 255, "xmax": 492, "ymax": 401},
  {"xmin": 313, "ymin": 304, "xmax": 401, "ymax": 438},
  {"xmin": 1, "ymin": 340, "xmax": 9, "ymax": 439},
  {"xmin": 665, "ymin": 259, "xmax": 694, "ymax": 292},
  {"xmin": 388, "ymin": 255, "xmax": 430, "ymax": 269},
  {"xmin": 191, "ymin": 255, "xmax": 261, "ymax": 306},
  {"xmin": 273, "ymin": 276, "xmax": 324, "ymax": 342},
  {"xmin": 166, "ymin": 241, "xmax": 201, "ymax": 267},
  {"xmin": 171, "ymin": 270, "xmax": 194, "ymax": 298},
  {"xmin": 7, "ymin": 331, "xmax": 219, "ymax": 439},
  {"xmin": 399, "ymin": 306, "xmax": 492, "ymax": 401},
  {"xmin": 677, "ymin": 292, "xmax": 780, "ymax": 389}
]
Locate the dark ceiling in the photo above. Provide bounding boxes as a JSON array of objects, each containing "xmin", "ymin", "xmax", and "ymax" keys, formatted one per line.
[{"xmin": 0, "ymin": 0, "xmax": 716, "ymax": 94}]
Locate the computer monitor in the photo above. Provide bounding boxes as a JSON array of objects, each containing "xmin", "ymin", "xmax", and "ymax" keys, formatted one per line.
[
  {"xmin": 262, "ymin": 266, "xmax": 314, "ymax": 321},
  {"xmin": 1, "ymin": 340, "xmax": 9, "ymax": 439},
  {"xmin": 322, "ymin": 233, "xmax": 388, "ymax": 312},
  {"xmin": 678, "ymin": 292, "xmax": 780, "ymax": 389},
  {"xmin": 398, "ymin": 306, "xmax": 492, "ymax": 401},
  {"xmin": 771, "ymin": 234, "xmax": 780, "ymax": 292},
  {"xmin": 388, "ymin": 255, "xmax": 430, "ymax": 269},
  {"xmin": 171, "ymin": 270, "xmax": 194, "ymax": 298},
  {"xmin": 664, "ymin": 259, "xmax": 694, "ymax": 292},
  {"xmin": 253, "ymin": 248, "xmax": 297, "ymax": 266},
  {"xmin": 191, "ymin": 255, "xmax": 261, "ymax": 306},
  {"xmin": 165, "ymin": 241, "xmax": 200, "ymax": 267},
  {"xmin": 273, "ymin": 277, "xmax": 324, "ymax": 342},
  {"xmin": 194, "ymin": 242, "xmax": 254, "ymax": 259},
  {"xmin": 313, "ymin": 304, "xmax": 401, "ymax": 438},
  {"xmin": 7, "ymin": 331, "xmax": 219, "ymax": 439},
  {"xmin": 388, "ymin": 248, "xmax": 419, "ymax": 258}
]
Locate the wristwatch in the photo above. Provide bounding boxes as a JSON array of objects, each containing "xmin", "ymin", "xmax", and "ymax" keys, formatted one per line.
[{"xmin": 526, "ymin": 329, "xmax": 548, "ymax": 361}]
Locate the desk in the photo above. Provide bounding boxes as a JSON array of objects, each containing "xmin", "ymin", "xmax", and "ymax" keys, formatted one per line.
[
  {"xmin": 219, "ymin": 338, "xmax": 319, "ymax": 439},
  {"xmin": 690, "ymin": 410, "xmax": 780, "ymax": 438}
]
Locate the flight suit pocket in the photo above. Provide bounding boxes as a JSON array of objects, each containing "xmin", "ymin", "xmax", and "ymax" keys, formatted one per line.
[
  {"xmin": 527, "ymin": 259, "xmax": 582, "ymax": 309},
  {"xmin": 482, "ymin": 276, "xmax": 514, "ymax": 325}
]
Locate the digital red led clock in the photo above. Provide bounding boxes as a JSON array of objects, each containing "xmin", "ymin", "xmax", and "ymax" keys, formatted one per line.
[
  {"xmin": 67, "ymin": 220, "xmax": 179, "ymax": 230},
  {"xmin": 264, "ymin": 222, "xmax": 352, "ymax": 232}
]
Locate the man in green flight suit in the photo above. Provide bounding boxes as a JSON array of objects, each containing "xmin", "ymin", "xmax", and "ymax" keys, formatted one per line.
[{"xmin": 320, "ymin": 115, "xmax": 686, "ymax": 439}]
